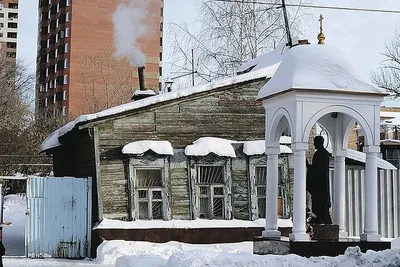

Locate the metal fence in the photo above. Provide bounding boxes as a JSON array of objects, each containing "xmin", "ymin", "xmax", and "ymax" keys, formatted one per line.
[{"xmin": 329, "ymin": 169, "xmax": 400, "ymax": 238}]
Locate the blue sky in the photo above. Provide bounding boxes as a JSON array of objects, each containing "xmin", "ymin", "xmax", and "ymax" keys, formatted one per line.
[{"xmin": 17, "ymin": 0, "xmax": 400, "ymax": 104}]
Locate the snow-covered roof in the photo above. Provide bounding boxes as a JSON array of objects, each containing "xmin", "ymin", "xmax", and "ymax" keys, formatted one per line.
[
  {"xmin": 381, "ymin": 139, "xmax": 400, "ymax": 144},
  {"xmin": 381, "ymin": 116, "xmax": 400, "ymax": 127},
  {"xmin": 380, "ymin": 111, "xmax": 400, "ymax": 118},
  {"xmin": 122, "ymin": 141, "xmax": 173, "ymax": 155},
  {"xmin": 242, "ymin": 140, "xmax": 292, "ymax": 155},
  {"xmin": 258, "ymin": 44, "xmax": 388, "ymax": 100},
  {"xmin": 325, "ymin": 148, "xmax": 396, "ymax": 170},
  {"xmin": 184, "ymin": 137, "xmax": 236, "ymax": 157},
  {"xmin": 236, "ymin": 36, "xmax": 305, "ymax": 74},
  {"xmin": 41, "ymin": 66, "xmax": 275, "ymax": 152},
  {"xmin": 132, "ymin": 89, "xmax": 157, "ymax": 96}
]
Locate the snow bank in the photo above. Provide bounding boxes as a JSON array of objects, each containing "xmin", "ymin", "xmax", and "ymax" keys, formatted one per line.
[
  {"xmin": 95, "ymin": 218, "xmax": 293, "ymax": 229},
  {"xmin": 184, "ymin": 137, "xmax": 236, "ymax": 157},
  {"xmin": 122, "ymin": 140, "xmax": 174, "ymax": 155},
  {"xmin": 95, "ymin": 240, "xmax": 253, "ymax": 265},
  {"xmin": 95, "ymin": 240, "xmax": 400, "ymax": 267},
  {"xmin": 258, "ymin": 44, "xmax": 387, "ymax": 100}
]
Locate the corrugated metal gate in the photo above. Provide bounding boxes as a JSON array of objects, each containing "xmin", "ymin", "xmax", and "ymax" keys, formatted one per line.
[{"xmin": 25, "ymin": 177, "xmax": 92, "ymax": 258}]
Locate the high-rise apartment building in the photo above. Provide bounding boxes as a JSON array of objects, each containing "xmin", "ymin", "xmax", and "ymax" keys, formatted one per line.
[
  {"xmin": 0, "ymin": 0, "xmax": 18, "ymax": 59},
  {"xmin": 36, "ymin": 0, "xmax": 163, "ymax": 119}
]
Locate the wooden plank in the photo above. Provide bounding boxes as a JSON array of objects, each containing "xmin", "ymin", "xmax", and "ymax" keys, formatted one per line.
[
  {"xmin": 114, "ymin": 112, "xmax": 155, "ymax": 126},
  {"xmin": 93, "ymin": 127, "xmax": 104, "ymax": 221}
]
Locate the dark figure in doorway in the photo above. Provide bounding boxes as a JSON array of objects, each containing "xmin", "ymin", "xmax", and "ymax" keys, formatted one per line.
[{"xmin": 306, "ymin": 136, "xmax": 333, "ymax": 224}]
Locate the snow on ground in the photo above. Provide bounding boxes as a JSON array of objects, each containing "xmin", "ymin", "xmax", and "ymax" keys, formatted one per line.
[
  {"xmin": 95, "ymin": 239, "xmax": 400, "ymax": 267},
  {"xmin": 3, "ymin": 194, "xmax": 26, "ymax": 256}
]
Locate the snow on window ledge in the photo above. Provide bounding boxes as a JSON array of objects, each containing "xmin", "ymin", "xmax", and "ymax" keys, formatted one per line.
[
  {"xmin": 122, "ymin": 140, "xmax": 174, "ymax": 155},
  {"xmin": 184, "ymin": 137, "xmax": 236, "ymax": 157}
]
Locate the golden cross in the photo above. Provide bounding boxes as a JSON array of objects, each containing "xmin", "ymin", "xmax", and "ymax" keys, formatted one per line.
[{"xmin": 319, "ymin": 14, "xmax": 324, "ymax": 33}]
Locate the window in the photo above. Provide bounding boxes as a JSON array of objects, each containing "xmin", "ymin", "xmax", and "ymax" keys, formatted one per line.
[
  {"xmin": 255, "ymin": 166, "xmax": 266, "ymax": 218},
  {"xmin": 54, "ymin": 79, "xmax": 57, "ymax": 88},
  {"xmin": 49, "ymin": 80, "xmax": 53, "ymax": 89},
  {"xmin": 66, "ymin": 0, "xmax": 70, "ymax": 6},
  {"xmin": 136, "ymin": 169, "xmax": 163, "ymax": 219},
  {"xmin": 129, "ymin": 156, "xmax": 171, "ymax": 220},
  {"xmin": 46, "ymin": 53, "xmax": 49, "ymax": 62},
  {"xmin": 47, "ymin": 24, "xmax": 50, "ymax": 33},
  {"xmin": 0, "ymin": 13, "xmax": 3, "ymax": 18},
  {"xmin": 66, "ymin": 12, "xmax": 70, "ymax": 21},
  {"xmin": 65, "ymin": 28, "xmax": 69, "ymax": 37},
  {"xmin": 189, "ymin": 155, "xmax": 232, "ymax": 220},
  {"xmin": 47, "ymin": 39, "xmax": 50, "ymax": 48},
  {"xmin": 63, "ymin": 75, "xmax": 68, "ymax": 84},
  {"xmin": 53, "ymin": 94, "xmax": 56, "ymax": 103},
  {"xmin": 56, "ymin": 18, "xmax": 59, "ymax": 28},
  {"xmin": 0, "ymin": 23, "xmax": 3, "ymax": 28},
  {"xmin": 57, "ymin": 4, "xmax": 59, "ymax": 12},
  {"xmin": 48, "ymin": 10, "xmax": 51, "ymax": 19},
  {"xmin": 62, "ymin": 106, "xmax": 67, "ymax": 116},
  {"xmin": 197, "ymin": 165, "xmax": 225, "ymax": 219},
  {"xmin": 60, "ymin": 31, "xmax": 64, "ymax": 38},
  {"xmin": 64, "ymin": 59, "xmax": 68, "ymax": 68},
  {"xmin": 385, "ymin": 149, "xmax": 400, "ymax": 169},
  {"xmin": 45, "ymin": 83, "xmax": 48, "ymax": 92},
  {"xmin": 46, "ymin": 68, "xmax": 49, "ymax": 77},
  {"xmin": 55, "ymin": 48, "xmax": 58, "ymax": 57},
  {"xmin": 55, "ymin": 34, "xmax": 58, "ymax": 43},
  {"xmin": 0, "ymin": 4, "xmax": 3, "ymax": 9},
  {"xmin": 159, "ymin": 52, "xmax": 162, "ymax": 61},
  {"xmin": 54, "ymin": 63, "xmax": 57, "ymax": 73},
  {"xmin": 248, "ymin": 156, "xmax": 288, "ymax": 220},
  {"xmin": 7, "ymin": 32, "xmax": 17, "ymax": 39},
  {"xmin": 44, "ymin": 98, "xmax": 48, "ymax": 106},
  {"xmin": 63, "ymin": 90, "xmax": 67, "ymax": 100},
  {"xmin": 65, "ymin": 43, "xmax": 69, "ymax": 52}
]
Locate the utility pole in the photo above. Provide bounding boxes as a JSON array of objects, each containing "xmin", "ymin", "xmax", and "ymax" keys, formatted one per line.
[
  {"xmin": 281, "ymin": 0, "xmax": 293, "ymax": 47},
  {"xmin": 191, "ymin": 49, "xmax": 195, "ymax": 86}
]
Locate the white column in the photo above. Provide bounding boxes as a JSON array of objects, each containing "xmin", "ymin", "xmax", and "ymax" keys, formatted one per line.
[
  {"xmin": 332, "ymin": 150, "xmax": 348, "ymax": 238},
  {"xmin": 262, "ymin": 148, "xmax": 281, "ymax": 239},
  {"xmin": 289, "ymin": 143, "xmax": 310, "ymax": 241},
  {"xmin": 360, "ymin": 145, "xmax": 381, "ymax": 241}
]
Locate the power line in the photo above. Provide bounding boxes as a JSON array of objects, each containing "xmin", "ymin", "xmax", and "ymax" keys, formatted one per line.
[{"xmin": 211, "ymin": 0, "xmax": 400, "ymax": 14}]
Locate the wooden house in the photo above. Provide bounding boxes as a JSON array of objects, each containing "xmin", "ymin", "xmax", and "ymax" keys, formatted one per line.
[{"xmin": 41, "ymin": 67, "xmax": 294, "ymax": 248}]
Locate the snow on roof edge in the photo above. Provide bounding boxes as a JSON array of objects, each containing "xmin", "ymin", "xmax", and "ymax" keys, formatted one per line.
[{"xmin": 41, "ymin": 67, "xmax": 275, "ymax": 152}]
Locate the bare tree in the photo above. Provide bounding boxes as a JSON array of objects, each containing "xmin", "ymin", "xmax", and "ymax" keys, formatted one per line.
[
  {"xmin": 166, "ymin": 0, "xmax": 311, "ymax": 88},
  {"xmin": 0, "ymin": 51, "xmax": 65, "ymax": 175},
  {"xmin": 78, "ymin": 45, "xmax": 134, "ymax": 114},
  {"xmin": 373, "ymin": 30, "xmax": 400, "ymax": 96}
]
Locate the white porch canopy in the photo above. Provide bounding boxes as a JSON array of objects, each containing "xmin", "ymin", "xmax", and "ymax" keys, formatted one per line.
[{"xmin": 258, "ymin": 44, "xmax": 389, "ymax": 242}]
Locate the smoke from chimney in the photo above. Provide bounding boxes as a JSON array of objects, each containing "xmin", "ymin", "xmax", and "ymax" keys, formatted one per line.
[{"xmin": 112, "ymin": 0, "xmax": 149, "ymax": 67}]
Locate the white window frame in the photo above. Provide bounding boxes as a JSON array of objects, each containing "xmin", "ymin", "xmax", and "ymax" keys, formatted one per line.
[
  {"xmin": 55, "ymin": 34, "xmax": 58, "ymax": 43},
  {"xmin": 63, "ymin": 75, "xmax": 68, "ymax": 84},
  {"xmin": 46, "ymin": 53, "xmax": 49, "ymax": 62},
  {"xmin": 57, "ymin": 4, "xmax": 59, "ymax": 12},
  {"xmin": 54, "ymin": 63, "xmax": 57, "ymax": 73},
  {"xmin": 66, "ymin": 0, "xmax": 70, "ymax": 6},
  {"xmin": 189, "ymin": 155, "xmax": 232, "ymax": 220},
  {"xmin": 63, "ymin": 90, "xmax": 67, "ymax": 100},
  {"xmin": 54, "ymin": 79, "xmax": 57, "ymax": 88},
  {"xmin": 56, "ymin": 18, "xmax": 59, "ymax": 28},
  {"xmin": 53, "ymin": 94, "xmax": 56, "ymax": 103},
  {"xmin": 55, "ymin": 48, "xmax": 58, "ymax": 57},
  {"xmin": 65, "ymin": 43, "xmax": 69, "ymax": 52},
  {"xmin": 44, "ymin": 97, "xmax": 48, "ymax": 106},
  {"xmin": 128, "ymin": 155, "xmax": 171, "ymax": 221},
  {"xmin": 64, "ymin": 59, "xmax": 68, "ymax": 68},
  {"xmin": 45, "ymin": 83, "xmax": 48, "ymax": 92},
  {"xmin": 65, "ymin": 28, "xmax": 69, "ymax": 37},
  {"xmin": 62, "ymin": 106, "xmax": 66, "ymax": 116},
  {"xmin": 66, "ymin": 12, "xmax": 70, "ymax": 21},
  {"xmin": 49, "ymin": 80, "xmax": 53, "ymax": 89}
]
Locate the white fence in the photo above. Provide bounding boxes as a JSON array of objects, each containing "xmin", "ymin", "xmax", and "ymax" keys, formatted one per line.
[{"xmin": 329, "ymin": 169, "xmax": 400, "ymax": 238}]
